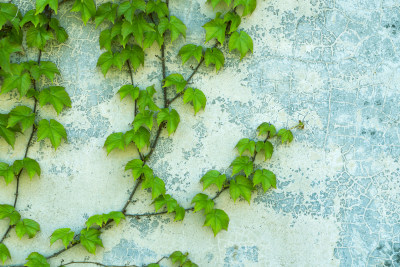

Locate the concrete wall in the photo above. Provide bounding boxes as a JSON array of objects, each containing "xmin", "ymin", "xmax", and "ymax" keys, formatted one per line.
[{"xmin": 1, "ymin": 0, "xmax": 400, "ymax": 266}]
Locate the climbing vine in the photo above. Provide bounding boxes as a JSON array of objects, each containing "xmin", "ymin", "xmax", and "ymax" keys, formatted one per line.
[{"xmin": 0, "ymin": 0, "xmax": 303, "ymax": 266}]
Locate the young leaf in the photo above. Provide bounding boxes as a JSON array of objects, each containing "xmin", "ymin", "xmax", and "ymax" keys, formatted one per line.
[
  {"xmin": 104, "ymin": 132, "xmax": 125, "ymax": 154},
  {"xmin": 228, "ymin": 31, "xmax": 253, "ymax": 59},
  {"xmin": 50, "ymin": 228, "xmax": 74, "ymax": 249},
  {"xmin": 170, "ymin": 251, "xmax": 188, "ymax": 265},
  {"xmin": 257, "ymin": 122, "xmax": 276, "ymax": 137},
  {"xmin": 169, "ymin": 16, "xmax": 186, "ymax": 42},
  {"xmin": 131, "ymin": 127, "xmax": 151, "ymax": 152},
  {"xmin": 253, "ymin": 169, "xmax": 276, "ymax": 192},
  {"xmin": 229, "ymin": 175, "xmax": 253, "ymax": 203},
  {"xmin": 35, "ymin": 0, "xmax": 58, "ymax": 15},
  {"xmin": 143, "ymin": 27, "xmax": 164, "ymax": 50},
  {"xmin": 0, "ymin": 243, "xmax": 11, "ymax": 264},
  {"xmin": 174, "ymin": 205, "xmax": 185, "ymax": 221},
  {"xmin": 125, "ymin": 159, "xmax": 153, "ymax": 180},
  {"xmin": 86, "ymin": 214, "xmax": 105, "ymax": 229},
  {"xmin": 0, "ymin": 114, "xmax": 17, "ymax": 148},
  {"xmin": 142, "ymin": 176, "xmax": 166, "ymax": 199},
  {"xmin": 178, "ymin": 44, "xmax": 203, "ymax": 65},
  {"xmin": 207, "ymin": 0, "xmax": 232, "ymax": 9},
  {"xmin": 120, "ymin": 45, "xmax": 145, "ymax": 71},
  {"xmin": 203, "ymin": 209, "xmax": 229, "ymax": 236},
  {"xmin": 255, "ymin": 141, "xmax": 273, "ymax": 160},
  {"xmin": 70, "ymin": 0, "xmax": 96, "ymax": 25},
  {"xmin": 0, "ymin": 162, "xmax": 15, "ymax": 185},
  {"xmin": 230, "ymin": 156, "xmax": 253, "ymax": 177},
  {"xmin": 20, "ymin": 10, "xmax": 47, "ymax": 28},
  {"xmin": 204, "ymin": 48, "xmax": 224, "ymax": 72},
  {"xmin": 157, "ymin": 108, "xmax": 180, "ymax": 135},
  {"xmin": 26, "ymin": 25, "xmax": 53, "ymax": 50},
  {"xmin": 95, "ymin": 2, "xmax": 118, "ymax": 28},
  {"xmin": 0, "ymin": 38, "xmax": 22, "ymax": 73},
  {"xmin": 154, "ymin": 194, "xmax": 178, "ymax": 213},
  {"xmin": 146, "ymin": 0, "xmax": 169, "ymax": 18},
  {"xmin": 183, "ymin": 88, "xmax": 206, "ymax": 114},
  {"xmin": 191, "ymin": 193, "xmax": 214, "ymax": 214},
  {"xmin": 200, "ymin": 170, "xmax": 227, "ymax": 191},
  {"xmin": 80, "ymin": 228, "xmax": 103, "ymax": 254},
  {"xmin": 0, "ymin": 64, "xmax": 31, "ymax": 97},
  {"xmin": 233, "ymin": 0, "xmax": 257, "ymax": 16},
  {"xmin": 97, "ymin": 51, "xmax": 123, "ymax": 77},
  {"xmin": 0, "ymin": 204, "xmax": 20, "ymax": 225},
  {"xmin": 277, "ymin": 128, "xmax": 294, "ymax": 143},
  {"xmin": 118, "ymin": 85, "xmax": 139, "ymax": 101},
  {"xmin": 7, "ymin": 106, "xmax": 35, "ymax": 133},
  {"xmin": 12, "ymin": 157, "xmax": 41, "ymax": 179},
  {"xmin": 123, "ymin": 14, "xmax": 155, "ymax": 47},
  {"xmin": 104, "ymin": 211, "xmax": 125, "ymax": 226},
  {"xmin": 137, "ymin": 87, "xmax": 160, "ymax": 112},
  {"xmin": 49, "ymin": 18, "xmax": 68, "ymax": 43},
  {"xmin": 203, "ymin": 17, "xmax": 227, "ymax": 44},
  {"xmin": 235, "ymin": 138, "xmax": 256, "ymax": 156},
  {"xmin": 132, "ymin": 110, "xmax": 154, "ymax": 132},
  {"xmin": 117, "ymin": 0, "xmax": 146, "ymax": 23},
  {"xmin": 30, "ymin": 61, "xmax": 60, "ymax": 83},
  {"xmin": 224, "ymin": 12, "xmax": 241, "ymax": 33},
  {"xmin": 163, "ymin": 73, "xmax": 187, "ymax": 93},
  {"xmin": 15, "ymin": 219, "xmax": 40, "ymax": 239},
  {"xmin": 38, "ymin": 86, "xmax": 71, "ymax": 115},
  {"xmin": 24, "ymin": 252, "xmax": 49, "ymax": 267},
  {"xmin": 37, "ymin": 119, "xmax": 67, "ymax": 150}
]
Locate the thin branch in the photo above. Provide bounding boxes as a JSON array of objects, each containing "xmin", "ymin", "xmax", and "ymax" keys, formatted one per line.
[
  {"xmin": 59, "ymin": 261, "xmax": 138, "ymax": 267},
  {"xmin": 126, "ymin": 207, "xmax": 194, "ymax": 218}
]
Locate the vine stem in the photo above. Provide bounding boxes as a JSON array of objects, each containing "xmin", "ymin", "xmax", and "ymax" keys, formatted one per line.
[{"xmin": 58, "ymin": 261, "xmax": 138, "ymax": 267}]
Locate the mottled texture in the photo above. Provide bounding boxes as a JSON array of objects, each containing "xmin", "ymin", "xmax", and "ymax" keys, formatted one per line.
[{"xmin": 0, "ymin": 0, "xmax": 399, "ymax": 266}]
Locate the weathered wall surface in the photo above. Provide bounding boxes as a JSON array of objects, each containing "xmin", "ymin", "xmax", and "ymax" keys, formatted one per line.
[{"xmin": 1, "ymin": 0, "xmax": 400, "ymax": 266}]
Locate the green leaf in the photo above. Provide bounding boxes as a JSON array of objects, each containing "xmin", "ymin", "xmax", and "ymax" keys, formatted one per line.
[
  {"xmin": 38, "ymin": 86, "xmax": 71, "ymax": 115},
  {"xmin": 253, "ymin": 169, "xmax": 276, "ymax": 192},
  {"xmin": 157, "ymin": 108, "xmax": 180, "ymax": 135},
  {"xmin": 142, "ymin": 176, "xmax": 166, "ymax": 199},
  {"xmin": 50, "ymin": 228, "xmax": 74, "ymax": 249},
  {"xmin": 143, "ymin": 27, "xmax": 164, "ymax": 50},
  {"xmin": 12, "ymin": 157, "xmax": 41, "ymax": 179},
  {"xmin": 49, "ymin": 18, "xmax": 68, "ymax": 43},
  {"xmin": 131, "ymin": 127, "xmax": 151, "ymax": 152},
  {"xmin": 230, "ymin": 156, "xmax": 253, "ymax": 177},
  {"xmin": 80, "ymin": 228, "xmax": 103, "ymax": 254},
  {"xmin": 207, "ymin": 0, "xmax": 232, "ymax": 9},
  {"xmin": 15, "ymin": 219, "xmax": 40, "ymax": 239},
  {"xmin": 0, "ymin": 3, "xmax": 21, "ymax": 32},
  {"xmin": 104, "ymin": 132, "xmax": 125, "ymax": 154},
  {"xmin": 104, "ymin": 211, "xmax": 125, "ymax": 226},
  {"xmin": 26, "ymin": 25, "xmax": 53, "ymax": 50},
  {"xmin": 95, "ymin": 2, "xmax": 118, "ymax": 28},
  {"xmin": 118, "ymin": 85, "xmax": 139, "ymax": 102},
  {"xmin": 0, "ymin": 114, "xmax": 18, "ymax": 148},
  {"xmin": 255, "ymin": 141, "xmax": 273, "ymax": 160},
  {"xmin": 120, "ymin": 45, "xmax": 145, "ymax": 71},
  {"xmin": 204, "ymin": 209, "xmax": 229, "ymax": 236},
  {"xmin": 99, "ymin": 29, "xmax": 112, "ymax": 51},
  {"xmin": 125, "ymin": 159, "xmax": 153, "ymax": 180},
  {"xmin": 200, "ymin": 170, "xmax": 227, "ymax": 191},
  {"xmin": 147, "ymin": 264, "xmax": 160, "ymax": 267},
  {"xmin": 0, "ymin": 243, "xmax": 11, "ymax": 264},
  {"xmin": 85, "ymin": 214, "xmax": 105, "ymax": 229},
  {"xmin": 228, "ymin": 31, "xmax": 253, "ymax": 59},
  {"xmin": 257, "ymin": 122, "xmax": 276, "ymax": 137},
  {"xmin": 169, "ymin": 16, "xmax": 186, "ymax": 42},
  {"xmin": 71, "ymin": 0, "xmax": 96, "ymax": 25},
  {"xmin": 163, "ymin": 73, "xmax": 187, "ymax": 93},
  {"xmin": 191, "ymin": 193, "xmax": 214, "ymax": 214},
  {"xmin": 0, "ymin": 204, "xmax": 20, "ymax": 225},
  {"xmin": 154, "ymin": 194, "xmax": 178, "ymax": 213},
  {"xmin": 204, "ymin": 48, "xmax": 224, "ymax": 72},
  {"xmin": 229, "ymin": 175, "xmax": 253, "ymax": 203},
  {"xmin": 97, "ymin": 51, "xmax": 123, "ymax": 77},
  {"xmin": 183, "ymin": 88, "xmax": 206, "ymax": 114},
  {"xmin": 30, "ymin": 61, "xmax": 60, "ymax": 83},
  {"xmin": 137, "ymin": 86, "xmax": 160, "ymax": 112},
  {"xmin": 170, "ymin": 251, "xmax": 188, "ymax": 265},
  {"xmin": 117, "ymin": 0, "xmax": 146, "ymax": 23},
  {"xmin": 132, "ymin": 110, "xmax": 154, "ymax": 132},
  {"xmin": 35, "ymin": 0, "xmax": 58, "ymax": 15},
  {"xmin": 174, "ymin": 205, "xmax": 185, "ymax": 221},
  {"xmin": 0, "ymin": 162, "xmax": 15, "ymax": 185},
  {"xmin": 235, "ymin": 138, "xmax": 256, "ymax": 156},
  {"xmin": 0, "ymin": 64, "xmax": 31, "ymax": 97},
  {"xmin": 37, "ymin": 119, "xmax": 67, "ymax": 150},
  {"xmin": 203, "ymin": 17, "xmax": 227, "ymax": 44},
  {"xmin": 277, "ymin": 128, "xmax": 294, "ymax": 143},
  {"xmin": 24, "ymin": 252, "xmax": 49, "ymax": 267},
  {"xmin": 224, "ymin": 12, "xmax": 241, "ymax": 33},
  {"xmin": 233, "ymin": 0, "xmax": 257, "ymax": 16},
  {"xmin": 0, "ymin": 38, "xmax": 22, "ymax": 73},
  {"xmin": 20, "ymin": 10, "xmax": 48, "ymax": 28},
  {"xmin": 146, "ymin": 0, "xmax": 169, "ymax": 18},
  {"xmin": 7, "ymin": 106, "xmax": 35, "ymax": 133},
  {"xmin": 179, "ymin": 44, "xmax": 203, "ymax": 65},
  {"xmin": 121, "ymin": 14, "xmax": 154, "ymax": 46}
]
